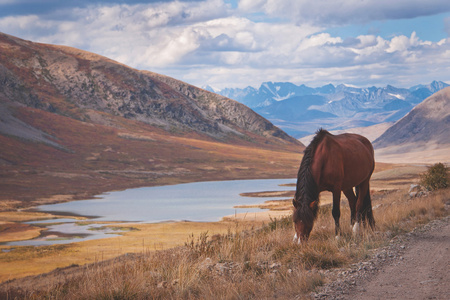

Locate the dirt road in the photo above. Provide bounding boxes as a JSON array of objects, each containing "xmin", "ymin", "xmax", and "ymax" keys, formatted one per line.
[{"xmin": 314, "ymin": 216, "xmax": 450, "ymax": 300}]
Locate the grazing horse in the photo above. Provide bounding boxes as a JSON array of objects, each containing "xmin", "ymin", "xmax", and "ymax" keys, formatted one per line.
[{"xmin": 292, "ymin": 129, "xmax": 375, "ymax": 243}]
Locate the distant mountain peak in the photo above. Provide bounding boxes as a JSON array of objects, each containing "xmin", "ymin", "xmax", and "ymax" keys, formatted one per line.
[
  {"xmin": 210, "ymin": 80, "xmax": 449, "ymax": 138},
  {"xmin": 202, "ymin": 85, "xmax": 221, "ymax": 93}
]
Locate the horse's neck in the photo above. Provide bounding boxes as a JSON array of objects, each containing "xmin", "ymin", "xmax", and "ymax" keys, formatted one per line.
[{"xmin": 298, "ymin": 167, "xmax": 319, "ymax": 203}]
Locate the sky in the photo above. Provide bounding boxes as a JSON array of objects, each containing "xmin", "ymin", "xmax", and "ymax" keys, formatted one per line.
[{"xmin": 1, "ymin": 0, "xmax": 450, "ymax": 90}]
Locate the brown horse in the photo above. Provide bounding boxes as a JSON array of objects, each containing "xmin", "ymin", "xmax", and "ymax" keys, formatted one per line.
[{"xmin": 293, "ymin": 129, "xmax": 375, "ymax": 243}]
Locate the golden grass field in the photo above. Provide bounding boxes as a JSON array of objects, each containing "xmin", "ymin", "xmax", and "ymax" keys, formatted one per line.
[
  {"xmin": 1, "ymin": 161, "xmax": 448, "ymax": 297},
  {"xmin": 0, "ymin": 221, "xmax": 236, "ymax": 283},
  {"xmin": 0, "ymin": 169, "xmax": 448, "ymax": 299}
]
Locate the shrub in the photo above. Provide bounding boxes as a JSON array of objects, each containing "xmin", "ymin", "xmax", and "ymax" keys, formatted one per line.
[{"xmin": 420, "ymin": 163, "xmax": 449, "ymax": 191}]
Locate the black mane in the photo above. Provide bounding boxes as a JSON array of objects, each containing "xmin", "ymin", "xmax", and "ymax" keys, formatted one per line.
[{"xmin": 293, "ymin": 128, "xmax": 330, "ymax": 223}]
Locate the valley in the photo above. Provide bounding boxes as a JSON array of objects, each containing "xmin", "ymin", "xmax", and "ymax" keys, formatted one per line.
[
  {"xmin": 0, "ymin": 31, "xmax": 303, "ymax": 212},
  {"xmin": 1, "ymin": 161, "xmax": 448, "ymax": 299},
  {"xmin": 0, "ymin": 31, "xmax": 449, "ymax": 298},
  {"xmin": 0, "ymin": 105, "xmax": 302, "ymax": 210}
]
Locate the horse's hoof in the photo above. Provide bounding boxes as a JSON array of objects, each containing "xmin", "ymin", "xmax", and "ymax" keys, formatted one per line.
[
  {"xmin": 352, "ymin": 222, "xmax": 360, "ymax": 235},
  {"xmin": 293, "ymin": 233, "xmax": 302, "ymax": 244}
]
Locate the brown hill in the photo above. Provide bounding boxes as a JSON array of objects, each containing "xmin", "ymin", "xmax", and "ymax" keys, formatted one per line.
[
  {"xmin": 0, "ymin": 32, "xmax": 297, "ymax": 144},
  {"xmin": 373, "ymin": 87, "xmax": 450, "ymax": 163},
  {"xmin": 0, "ymin": 32, "xmax": 303, "ymax": 209}
]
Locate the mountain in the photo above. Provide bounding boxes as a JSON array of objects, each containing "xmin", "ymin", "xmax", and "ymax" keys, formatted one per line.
[
  {"xmin": 0, "ymin": 32, "xmax": 303, "ymax": 208},
  {"xmin": 210, "ymin": 81, "xmax": 449, "ymax": 138},
  {"xmin": 373, "ymin": 87, "xmax": 450, "ymax": 149},
  {"xmin": 0, "ymin": 32, "xmax": 298, "ymax": 145}
]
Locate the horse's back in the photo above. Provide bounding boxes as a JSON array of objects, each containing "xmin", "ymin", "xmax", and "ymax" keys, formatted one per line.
[
  {"xmin": 313, "ymin": 132, "xmax": 374, "ymax": 191},
  {"xmin": 335, "ymin": 133, "xmax": 374, "ymax": 158}
]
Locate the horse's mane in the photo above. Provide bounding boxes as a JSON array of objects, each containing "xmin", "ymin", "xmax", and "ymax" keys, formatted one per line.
[{"xmin": 293, "ymin": 128, "xmax": 330, "ymax": 224}]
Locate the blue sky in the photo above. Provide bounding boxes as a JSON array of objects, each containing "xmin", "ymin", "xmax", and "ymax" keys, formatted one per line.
[{"xmin": 1, "ymin": 0, "xmax": 449, "ymax": 89}]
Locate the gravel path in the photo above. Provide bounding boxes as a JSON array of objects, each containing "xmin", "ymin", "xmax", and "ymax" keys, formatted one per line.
[{"xmin": 312, "ymin": 215, "xmax": 450, "ymax": 300}]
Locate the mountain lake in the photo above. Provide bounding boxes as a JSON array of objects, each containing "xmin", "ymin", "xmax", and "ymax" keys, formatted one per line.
[{"xmin": 3, "ymin": 179, "xmax": 295, "ymax": 247}]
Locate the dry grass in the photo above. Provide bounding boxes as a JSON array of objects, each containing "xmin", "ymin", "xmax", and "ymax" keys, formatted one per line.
[
  {"xmin": 0, "ymin": 222, "xmax": 233, "ymax": 283},
  {"xmin": 2, "ymin": 188, "xmax": 448, "ymax": 299},
  {"xmin": 374, "ymin": 189, "xmax": 448, "ymax": 235},
  {"xmin": 0, "ymin": 211, "xmax": 62, "ymax": 223}
]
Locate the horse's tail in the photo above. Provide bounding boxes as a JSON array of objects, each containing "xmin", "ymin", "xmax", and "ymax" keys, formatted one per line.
[
  {"xmin": 362, "ymin": 186, "xmax": 375, "ymax": 229},
  {"xmin": 356, "ymin": 185, "xmax": 376, "ymax": 229}
]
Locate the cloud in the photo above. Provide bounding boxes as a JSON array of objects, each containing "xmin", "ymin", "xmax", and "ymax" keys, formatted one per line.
[
  {"xmin": 0, "ymin": 0, "xmax": 206, "ymax": 16},
  {"xmin": 0, "ymin": 1, "xmax": 231, "ymax": 65},
  {"xmin": 169, "ymin": 30, "xmax": 450, "ymax": 88},
  {"xmin": 239, "ymin": 0, "xmax": 450, "ymax": 26},
  {"xmin": 0, "ymin": 0, "xmax": 449, "ymax": 89}
]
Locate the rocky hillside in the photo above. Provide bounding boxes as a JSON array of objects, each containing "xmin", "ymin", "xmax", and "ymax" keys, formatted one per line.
[
  {"xmin": 373, "ymin": 87, "xmax": 450, "ymax": 151},
  {"xmin": 0, "ymin": 32, "xmax": 298, "ymax": 146},
  {"xmin": 0, "ymin": 32, "xmax": 303, "ymax": 208}
]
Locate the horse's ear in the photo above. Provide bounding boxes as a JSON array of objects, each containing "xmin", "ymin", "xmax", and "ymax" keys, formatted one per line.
[{"xmin": 309, "ymin": 200, "xmax": 318, "ymax": 211}]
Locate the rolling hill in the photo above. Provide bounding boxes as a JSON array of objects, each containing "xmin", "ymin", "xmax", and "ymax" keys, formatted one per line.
[
  {"xmin": 0, "ymin": 32, "xmax": 303, "ymax": 209},
  {"xmin": 373, "ymin": 87, "xmax": 450, "ymax": 163}
]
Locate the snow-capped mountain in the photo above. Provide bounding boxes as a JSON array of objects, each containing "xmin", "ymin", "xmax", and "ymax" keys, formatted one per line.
[{"xmin": 207, "ymin": 81, "xmax": 449, "ymax": 138}]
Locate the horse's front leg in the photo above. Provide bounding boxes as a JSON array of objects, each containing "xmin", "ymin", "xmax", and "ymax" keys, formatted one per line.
[{"xmin": 332, "ymin": 190, "xmax": 341, "ymax": 238}]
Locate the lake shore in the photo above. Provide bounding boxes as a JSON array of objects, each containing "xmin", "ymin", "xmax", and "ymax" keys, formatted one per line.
[
  {"xmin": 0, "ymin": 205, "xmax": 294, "ymax": 282},
  {"xmin": 0, "ymin": 163, "xmax": 422, "ymax": 282},
  {"xmin": 0, "ymin": 178, "xmax": 298, "ymax": 282},
  {"xmin": 1, "ymin": 181, "xmax": 297, "ymax": 246}
]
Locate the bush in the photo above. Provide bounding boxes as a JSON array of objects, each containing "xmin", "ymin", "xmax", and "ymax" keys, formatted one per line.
[{"xmin": 420, "ymin": 163, "xmax": 449, "ymax": 191}]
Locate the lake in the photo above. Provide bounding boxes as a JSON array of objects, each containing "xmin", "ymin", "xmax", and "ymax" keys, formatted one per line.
[{"xmin": 4, "ymin": 178, "xmax": 295, "ymax": 246}]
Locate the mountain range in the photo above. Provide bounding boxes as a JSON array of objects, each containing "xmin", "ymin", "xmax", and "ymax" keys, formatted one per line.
[
  {"xmin": 296, "ymin": 86, "xmax": 450, "ymax": 163},
  {"xmin": 206, "ymin": 81, "xmax": 449, "ymax": 138}
]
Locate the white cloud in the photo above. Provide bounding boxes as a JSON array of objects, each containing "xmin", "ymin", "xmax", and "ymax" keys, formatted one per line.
[
  {"xmin": 0, "ymin": 15, "xmax": 49, "ymax": 32},
  {"xmin": 387, "ymin": 34, "xmax": 415, "ymax": 53},
  {"xmin": 296, "ymin": 33, "xmax": 342, "ymax": 52},
  {"xmin": 0, "ymin": 0, "xmax": 449, "ymax": 89}
]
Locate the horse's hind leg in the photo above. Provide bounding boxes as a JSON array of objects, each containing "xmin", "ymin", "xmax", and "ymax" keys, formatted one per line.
[
  {"xmin": 353, "ymin": 180, "xmax": 370, "ymax": 235},
  {"xmin": 332, "ymin": 190, "xmax": 342, "ymax": 237},
  {"xmin": 343, "ymin": 188, "xmax": 357, "ymax": 226}
]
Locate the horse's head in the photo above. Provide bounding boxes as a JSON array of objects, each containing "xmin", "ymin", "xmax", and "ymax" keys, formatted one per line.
[{"xmin": 292, "ymin": 198, "xmax": 318, "ymax": 244}]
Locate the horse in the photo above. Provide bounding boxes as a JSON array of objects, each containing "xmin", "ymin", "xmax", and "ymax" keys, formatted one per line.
[{"xmin": 292, "ymin": 129, "xmax": 375, "ymax": 244}]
